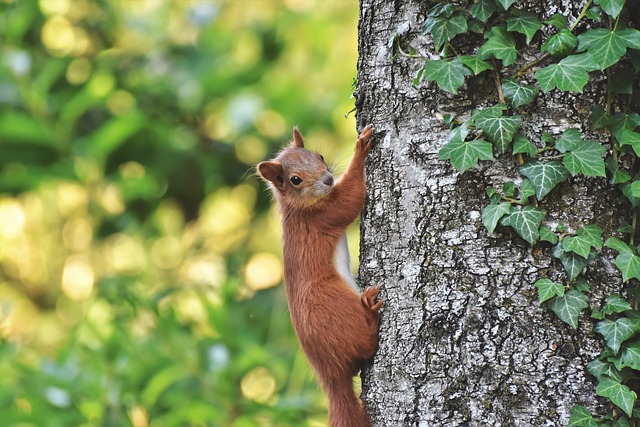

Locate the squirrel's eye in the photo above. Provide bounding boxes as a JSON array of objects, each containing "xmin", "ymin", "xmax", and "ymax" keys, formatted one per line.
[
  {"xmin": 320, "ymin": 155, "xmax": 325, "ymax": 162},
  {"xmin": 290, "ymin": 176, "xmax": 302, "ymax": 186}
]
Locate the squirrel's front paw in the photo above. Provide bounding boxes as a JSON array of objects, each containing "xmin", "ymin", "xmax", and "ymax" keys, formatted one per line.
[
  {"xmin": 361, "ymin": 285, "xmax": 383, "ymax": 316},
  {"xmin": 356, "ymin": 125, "xmax": 373, "ymax": 155}
]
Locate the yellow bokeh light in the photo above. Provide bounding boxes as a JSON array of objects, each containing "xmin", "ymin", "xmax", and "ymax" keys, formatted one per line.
[
  {"xmin": 179, "ymin": 254, "xmax": 226, "ymax": 287},
  {"xmin": 56, "ymin": 181, "xmax": 88, "ymax": 215},
  {"xmin": 0, "ymin": 198, "xmax": 26, "ymax": 239},
  {"xmin": 87, "ymin": 72, "xmax": 115, "ymax": 98},
  {"xmin": 235, "ymin": 135, "xmax": 268, "ymax": 165},
  {"xmin": 39, "ymin": 0, "xmax": 70, "ymax": 16},
  {"xmin": 41, "ymin": 15, "xmax": 75, "ymax": 57},
  {"xmin": 244, "ymin": 253, "xmax": 282, "ymax": 291},
  {"xmin": 255, "ymin": 110, "xmax": 286, "ymax": 138},
  {"xmin": 108, "ymin": 89, "xmax": 137, "ymax": 116},
  {"xmin": 62, "ymin": 216, "xmax": 93, "ymax": 251},
  {"xmin": 129, "ymin": 404, "xmax": 149, "ymax": 427},
  {"xmin": 66, "ymin": 57, "xmax": 93, "ymax": 85},
  {"xmin": 231, "ymin": 33, "xmax": 261, "ymax": 69},
  {"xmin": 98, "ymin": 184, "xmax": 125, "ymax": 215},
  {"xmin": 240, "ymin": 367, "xmax": 277, "ymax": 404},
  {"xmin": 104, "ymin": 233, "xmax": 146, "ymax": 274},
  {"xmin": 119, "ymin": 161, "xmax": 145, "ymax": 179},
  {"xmin": 61, "ymin": 256, "xmax": 94, "ymax": 301},
  {"xmin": 203, "ymin": 111, "xmax": 230, "ymax": 141},
  {"xmin": 149, "ymin": 236, "xmax": 182, "ymax": 269}
]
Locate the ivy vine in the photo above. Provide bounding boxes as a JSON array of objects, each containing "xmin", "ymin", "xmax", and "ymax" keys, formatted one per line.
[{"xmin": 391, "ymin": 0, "xmax": 640, "ymax": 424}]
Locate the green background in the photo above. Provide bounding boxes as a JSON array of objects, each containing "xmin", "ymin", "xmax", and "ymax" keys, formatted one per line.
[{"xmin": 0, "ymin": 1, "xmax": 360, "ymax": 425}]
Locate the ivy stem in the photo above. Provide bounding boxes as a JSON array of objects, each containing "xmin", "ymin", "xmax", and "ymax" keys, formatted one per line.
[
  {"xmin": 395, "ymin": 39, "xmax": 426, "ymax": 59},
  {"xmin": 631, "ymin": 209, "xmax": 637, "ymax": 247},
  {"xmin": 569, "ymin": 0, "xmax": 593, "ymax": 32}
]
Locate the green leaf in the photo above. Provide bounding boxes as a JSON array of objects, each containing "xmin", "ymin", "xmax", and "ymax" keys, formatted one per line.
[
  {"xmin": 563, "ymin": 236, "xmax": 595, "ymax": 259},
  {"xmin": 438, "ymin": 138, "xmax": 493, "ymax": 172},
  {"xmin": 602, "ymin": 294, "xmax": 633, "ymax": 315},
  {"xmin": 605, "ymin": 237, "xmax": 640, "ymax": 282},
  {"xmin": 595, "ymin": 318, "xmax": 638, "ymax": 353},
  {"xmin": 424, "ymin": 58, "xmax": 472, "ymax": 94},
  {"xmin": 506, "ymin": 10, "xmax": 541, "ymax": 44},
  {"xmin": 568, "ymin": 406, "xmax": 598, "ymax": 427},
  {"xmin": 552, "ymin": 244, "xmax": 589, "ymax": 282},
  {"xmin": 496, "ymin": 0, "xmax": 517, "ymax": 10},
  {"xmin": 474, "ymin": 111, "xmax": 522, "ymax": 153},
  {"xmin": 470, "ymin": 0, "xmax": 497, "ymax": 22},
  {"xmin": 535, "ymin": 54, "xmax": 599, "ymax": 93},
  {"xmin": 541, "ymin": 29, "xmax": 578, "ymax": 57},
  {"xmin": 555, "ymin": 128, "xmax": 582, "ymax": 153},
  {"xmin": 618, "ymin": 129, "xmax": 640, "ymax": 157},
  {"xmin": 518, "ymin": 178, "xmax": 536, "ymax": 202},
  {"xmin": 590, "ymin": 105, "xmax": 610, "ymax": 130},
  {"xmin": 594, "ymin": 0, "xmax": 627, "ymax": 19},
  {"xmin": 512, "ymin": 133, "xmax": 537, "ymax": 157},
  {"xmin": 428, "ymin": 13, "xmax": 469, "ymax": 50},
  {"xmin": 587, "ymin": 359, "xmax": 624, "ymax": 382},
  {"xmin": 620, "ymin": 182, "xmax": 640, "ymax": 207},
  {"xmin": 479, "ymin": 27, "xmax": 518, "ymax": 66},
  {"xmin": 535, "ymin": 278, "xmax": 565, "ymax": 303},
  {"xmin": 519, "ymin": 160, "xmax": 569, "ymax": 200},
  {"xmin": 545, "ymin": 13, "xmax": 568, "ymax": 30},
  {"xmin": 502, "ymin": 79, "xmax": 537, "ymax": 108},
  {"xmin": 631, "ymin": 181, "xmax": 640, "ymax": 198},
  {"xmin": 596, "ymin": 377, "xmax": 637, "ymax": 417},
  {"xmin": 577, "ymin": 28, "xmax": 640, "ymax": 70},
  {"xmin": 422, "ymin": 4, "xmax": 455, "ymax": 33},
  {"xmin": 482, "ymin": 202, "xmax": 511, "ymax": 235},
  {"xmin": 548, "ymin": 290, "xmax": 589, "ymax": 329},
  {"xmin": 577, "ymin": 224, "xmax": 603, "ymax": 249},
  {"xmin": 500, "ymin": 205, "xmax": 546, "ymax": 244},
  {"xmin": 609, "ymin": 113, "xmax": 640, "ymax": 140},
  {"xmin": 539, "ymin": 225, "xmax": 558, "ymax": 244},
  {"xmin": 503, "ymin": 181, "xmax": 516, "ymax": 197},
  {"xmin": 605, "ymin": 158, "xmax": 631, "ymax": 185},
  {"xmin": 563, "ymin": 139, "xmax": 606, "ymax": 177},
  {"xmin": 460, "ymin": 55, "xmax": 494, "ymax": 75},
  {"xmin": 610, "ymin": 339, "xmax": 640, "ymax": 371}
]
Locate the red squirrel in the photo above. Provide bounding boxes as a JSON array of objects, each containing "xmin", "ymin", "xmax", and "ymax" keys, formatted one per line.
[{"xmin": 257, "ymin": 125, "xmax": 382, "ymax": 427}]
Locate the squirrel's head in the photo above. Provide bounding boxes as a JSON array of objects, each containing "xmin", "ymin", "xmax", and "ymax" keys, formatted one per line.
[{"xmin": 257, "ymin": 128, "xmax": 334, "ymax": 207}]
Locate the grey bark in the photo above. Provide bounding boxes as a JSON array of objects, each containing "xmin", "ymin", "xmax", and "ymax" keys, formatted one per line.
[{"xmin": 355, "ymin": 1, "xmax": 628, "ymax": 426}]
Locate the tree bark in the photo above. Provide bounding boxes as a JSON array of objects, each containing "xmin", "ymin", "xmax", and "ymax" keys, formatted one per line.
[{"xmin": 355, "ymin": 1, "xmax": 627, "ymax": 425}]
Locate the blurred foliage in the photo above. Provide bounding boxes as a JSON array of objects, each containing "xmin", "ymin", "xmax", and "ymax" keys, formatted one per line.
[{"xmin": 0, "ymin": 0, "xmax": 360, "ymax": 425}]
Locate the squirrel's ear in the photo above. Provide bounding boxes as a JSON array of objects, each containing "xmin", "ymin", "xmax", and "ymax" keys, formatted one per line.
[
  {"xmin": 291, "ymin": 127, "xmax": 304, "ymax": 148},
  {"xmin": 257, "ymin": 161, "xmax": 285, "ymax": 188}
]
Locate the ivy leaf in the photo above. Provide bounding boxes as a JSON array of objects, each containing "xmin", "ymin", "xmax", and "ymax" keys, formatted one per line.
[
  {"xmin": 552, "ymin": 244, "xmax": 589, "ymax": 282},
  {"xmin": 479, "ymin": 27, "xmax": 518, "ymax": 66},
  {"xmin": 500, "ymin": 205, "xmax": 546, "ymax": 244},
  {"xmin": 602, "ymin": 294, "xmax": 633, "ymax": 315},
  {"xmin": 563, "ymin": 139, "xmax": 607, "ymax": 177},
  {"xmin": 563, "ymin": 235, "xmax": 596, "ymax": 259},
  {"xmin": 605, "ymin": 237, "xmax": 640, "ymax": 282},
  {"xmin": 577, "ymin": 28, "xmax": 640, "ymax": 70},
  {"xmin": 519, "ymin": 160, "xmax": 569, "ymax": 200},
  {"xmin": 568, "ymin": 406, "xmax": 598, "ymax": 427},
  {"xmin": 539, "ymin": 225, "xmax": 558, "ymax": 244},
  {"xmin": 548, "ymin": 290, "xmax": 589, "ymax": 329},
  {"xmin": 631, "ymin": 181, "xmax": 640, "ymax": 198},
  {"xmin": 590, "ymin": 105, "xmax": 610, "ymax": 130},
  {"xmin": 512, "ymin": 133, "xmax": 537, "ymax": 157},
  {"xmin": 609, "ymin": 113, "xmax": 640, "ymax": 140},
  {"xmin": 518, "ymin": 178, "xmax": 536, "ymax": 202},
  {"xmin": 535, "ymin": 54, "xmax": 599, "ymax": 93},
  {"xmin": 506, "ymin": 10, "xmax": 542, "ymax": 44},
  {"xmin": 424, "ymin": 58, "xmax": 472, "ymax": 94},
  {"xmin": 496, "ymin": 0, "xmax": 517, "ymax": 10},
  {"xmin": 618, "ymin": 129, "xmax": 640, "ymax": 157},
  {"xmin": 595, "ymin": 318, "xmax": 638, "ymax": 353},
  {"xmin": 587, "ymin": 359, "xmax": 624, "ymax": 382},
  {"xmin": 555, "ymin": 128, "xmax": 582, "ymax": 153},
  {"xmin": 605, "ymin": 157, "xmax": 631, "ymax": 184},
  {"xmin": 422, "ymin": 4, "xmax": 455, "ymax": 33},
  {"xmin": 470, "ymin": 0, "xmax": 497, "ymax": 23},
  {"xmin": 474, "ymin": 111, "xmax": 522, "ymax": 153},
  {"xmin": 610, "ymin": 339, "xmax": 640, "ymax": 371},
  {"xmin": 595, "ymin": 377, "xmax": 637, "ymax": 417},
  {"xmin": 535, "ymin": 278, "xmax": 565, "ymax": 303},
  {"xmin": 594, "ymin": 0, "xmax": 627, "ymax": 19},
  {"xmin": 541, "ymin": 29, "xmax": 578, "ymax": 57},
  {"xmin": 502, "ymin": 79, "xmax": 537, "ymax": 108},
  {"xmin": 430, "ymin": 13, "xmax": 469, "ymax": 51},
  {"xmin": 577, "ymin": 224, "xmax": 603, "ymax": 249},
  {"xmin": 482, "ymin": 202, "xmax": 511, "ymax": 235},
  {"xmin": 460, "ymin": 55, "xmax": 494, "ymax": 75},
  {"xmin": 545, "ymin": 13, "xmax": 568, "ymax": 30},
  {"xmin": 621, "ymin": 182, "xmax": 640, "ymax": 207},
  {"xmin": 438, "ymin": 138, "xmax": 493, "ymax": 172}
]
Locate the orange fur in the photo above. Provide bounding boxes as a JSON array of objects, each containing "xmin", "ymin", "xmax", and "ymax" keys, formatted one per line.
[{"xmin": 257, "ymin": 126, "xmax": 382, "ymax": 427}]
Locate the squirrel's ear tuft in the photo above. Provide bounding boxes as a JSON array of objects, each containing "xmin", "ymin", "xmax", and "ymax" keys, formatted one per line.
[
  {"xmin": 292, "ymin": 127, "xmax": 304, "ymax": 148},
  {"xmin": 257, "ymin": 161, "xmax": 285, "ymax": 188}
]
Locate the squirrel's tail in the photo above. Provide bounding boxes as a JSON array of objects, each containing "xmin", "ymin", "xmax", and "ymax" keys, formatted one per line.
[{"xmin": 325, "ymin": 374, "xmax": 372, "ymax": 427}]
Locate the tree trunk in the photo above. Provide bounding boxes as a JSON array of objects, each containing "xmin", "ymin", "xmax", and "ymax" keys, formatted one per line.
[{"xmin": 355, "ymin": 1, "xmax": 629, "ymax": 425}]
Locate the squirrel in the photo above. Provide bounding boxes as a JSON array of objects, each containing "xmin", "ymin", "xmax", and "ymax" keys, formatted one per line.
[{"xmin": 257, "ymin": 125, "xmax": 382, "ymax": 427}]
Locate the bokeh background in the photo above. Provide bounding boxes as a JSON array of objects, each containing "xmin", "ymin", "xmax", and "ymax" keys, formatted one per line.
[{"xmin": 0, "ymin": 1, "xmax": 361, "ymax": 425}]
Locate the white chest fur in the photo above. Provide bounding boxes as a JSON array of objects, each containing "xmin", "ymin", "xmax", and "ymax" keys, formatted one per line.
[{"xmin": 334, "ymin": 233, "xmax": 358, "ymax": 292}]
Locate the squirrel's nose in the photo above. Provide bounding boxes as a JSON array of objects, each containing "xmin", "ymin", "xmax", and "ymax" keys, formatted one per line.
[{"xmin": 323, "ymin": 174, "xmax": 334, "ymax": 187}]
